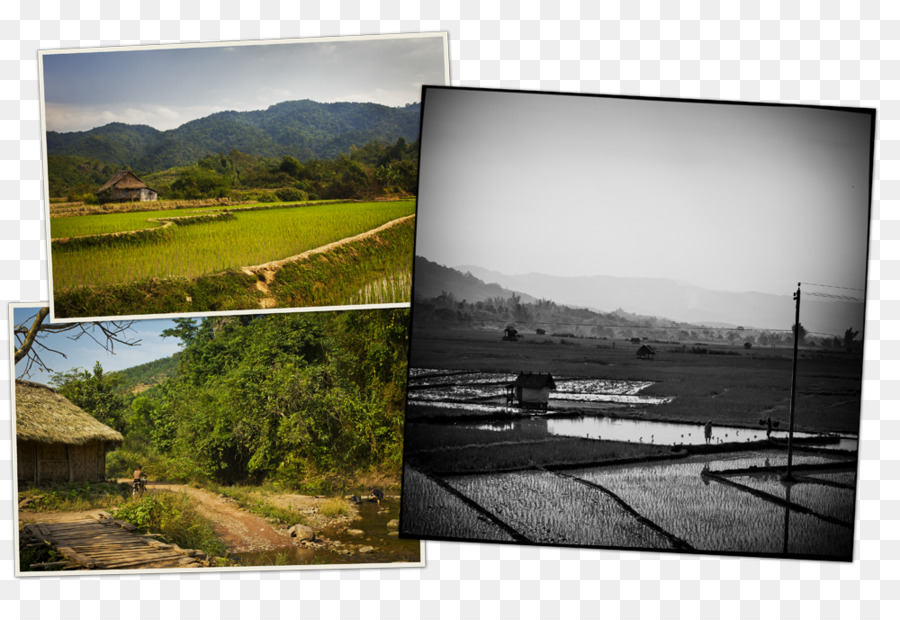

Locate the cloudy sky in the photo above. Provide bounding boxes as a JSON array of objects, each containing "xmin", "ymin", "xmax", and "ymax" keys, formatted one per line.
[
  {"xmin": 415, "ymin": 87, "xmax": 874, "ymax": 297},
  {"xmin": 41, "ymin": 34, "xmax": 447, "ymax": 132},
  {"xmin": 13, "ymin": 306, "xmax": 184, "ymax": 384}
]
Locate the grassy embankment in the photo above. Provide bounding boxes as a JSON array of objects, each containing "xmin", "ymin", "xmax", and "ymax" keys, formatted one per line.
[
  {"xmin": 408, "ymin": 325, "xmax": 863, "ymax": 435},
  {"xmin": 18, "ymin": 481, "xmax": 131, "ymax": 514},
  {"xmin": 109, "ymin": 491, "xmax": 227, "ymax": 559},
  {"xmin": 52, "ymin": 200, "xmax": 416, "ymax": 316}
]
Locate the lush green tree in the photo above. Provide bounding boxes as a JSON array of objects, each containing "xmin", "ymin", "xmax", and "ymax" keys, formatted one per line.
[{"xmin": 51, "ymin": 361, "xmax": 128, "ymax": 433}]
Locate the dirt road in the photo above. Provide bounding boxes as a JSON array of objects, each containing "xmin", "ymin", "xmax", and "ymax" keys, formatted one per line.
[{"xmin": 149, "ymin": 483, "xmax": 292, "ymax": 553}]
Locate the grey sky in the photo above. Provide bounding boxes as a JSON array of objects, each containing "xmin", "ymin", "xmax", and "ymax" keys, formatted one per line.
[
  {"xmin": 13, "ymin": 306, "xmax": 184, "ymax": 385},
  {"xmin": 415, "ymin": 87, "xmax": 873, "ymax": 296},
  {"xmin": 41, "ymin": 34, "xmax": 447, "ymax": 132}
]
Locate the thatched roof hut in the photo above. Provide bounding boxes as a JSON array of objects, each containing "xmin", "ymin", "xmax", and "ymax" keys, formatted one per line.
[
  {"xmin": 15, "ymin": 380, "xmax": 123, "ymax": 486},
  {"xmin": 97, "ymin": 170, "xmax": 158, "ymax": 203}
]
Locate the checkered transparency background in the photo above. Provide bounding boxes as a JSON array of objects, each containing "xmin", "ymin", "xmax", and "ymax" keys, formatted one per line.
[{"xmin": 0, "ymin": 1, "xmax": 897, "ymax": 618}]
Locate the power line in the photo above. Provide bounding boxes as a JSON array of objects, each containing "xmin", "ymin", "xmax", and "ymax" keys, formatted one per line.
[
  {"xmin": 804, "ymin": 292, "xmax": 865, "ymax": 303},
  {"xmin": 801, "ymin": 282, "xmax": 865, "ymax": 293}
]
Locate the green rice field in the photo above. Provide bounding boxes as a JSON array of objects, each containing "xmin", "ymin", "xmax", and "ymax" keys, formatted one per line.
[{"xmin": 51, "ymin": 200, "xmax": 415, "ymax": 290}]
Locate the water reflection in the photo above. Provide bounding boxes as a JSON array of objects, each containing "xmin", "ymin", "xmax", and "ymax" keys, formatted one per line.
[{"xmin": 547, "ymin": 415, "xmax": 818, "ymax": 446}]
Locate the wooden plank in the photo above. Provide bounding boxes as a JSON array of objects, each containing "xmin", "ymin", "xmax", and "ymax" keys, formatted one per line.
[
  {"xmin": 55, "ymin": 546, "xmax": 97, "ymax": 569},
  {"xmin": 29, "ymin": 561, "xmax": 77, "ymax": 570},
  {"xmin": 101, "ymin": 554, "xmax": 186, "ymax": 569}
]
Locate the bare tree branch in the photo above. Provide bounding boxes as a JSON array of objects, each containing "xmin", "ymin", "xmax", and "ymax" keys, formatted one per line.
[{"xmin": 14, "ymin": 307, "xmax": 141, "ymax": 379}]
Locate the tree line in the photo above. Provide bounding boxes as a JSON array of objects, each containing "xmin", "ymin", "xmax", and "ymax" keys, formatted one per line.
[
  {"xmin": 49, "ymin": 136, "xmax": 419, "ymax": 203},
  {"xmin": 49, "ymin": 310, "xmax": 410, "ymax": 490},
  {"xmin": 415, "ymin": 293, "xmax": 861, "ymax": 350}
]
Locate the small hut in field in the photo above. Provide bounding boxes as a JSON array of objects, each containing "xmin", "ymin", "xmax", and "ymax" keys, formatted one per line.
[
  {"xmin": 96, "ymin": 170, "xmax": 158, "ymax": 203},
  {"xmin": 506, "ymin": 372, "xmax": 556, "ymax": 409},
  {"xmin": 636, "ymin": 344, "xmax": 657, "ymax": 360},
  {"xmin": 15, "ymin": 380, "xmax": 123, "ymax": 486}
]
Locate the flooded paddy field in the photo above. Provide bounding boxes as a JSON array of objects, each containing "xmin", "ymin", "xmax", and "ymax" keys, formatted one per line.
[
  {"xmin": 407, "ymin": 368, "xmax": 670, "ymax": 409},
  {"xmin": 402, "ymin": 450, "xmax": 856, "ymax": 559},
  {"xmin": 401, "ymin": 363, "xmax": 860, "ymax": 560}
]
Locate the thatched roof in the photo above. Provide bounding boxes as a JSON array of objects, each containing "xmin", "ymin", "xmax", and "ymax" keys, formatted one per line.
[
  {"xmin": 15, "ymin": 380, "xmax": 124, "ymax": 445},
  {"xmin": 513, "ymin": 372, "xmax": 556, "ymax": 390},
  {"xmin": 97, "ymin": 170, "xmax": 151, "ymax": 193}
]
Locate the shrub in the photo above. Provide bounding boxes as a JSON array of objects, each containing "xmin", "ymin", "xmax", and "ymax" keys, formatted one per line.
[
  {"xmin": 275, "ymin": 187, "xmax": 308, "ymax": 203},
  {"xmin": 319, "ymin": 498, "xmax": 347, "ymax": 518},
  {"xmin": 112, "ymin": 491, "xmax": 227, "ymax": 557}
]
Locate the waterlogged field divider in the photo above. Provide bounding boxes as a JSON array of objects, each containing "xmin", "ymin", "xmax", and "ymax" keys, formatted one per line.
[
  {"xmin": 420, "ymin": 470, "xmax": 530, "ymax": 543},
  {"xmin": 702, "ymin": 470, "xmax": 854, "ymax": 529},
  {"xmin": 552, "ymin": 469, "xmax": 694, "ymax": 551},
  {"xmin": 52, "ymin": 212, "xmax": 237, "ymax": 251},
  {"xmin": 793, "ymin": 474, "xmax": 855, "ymax": 490}
]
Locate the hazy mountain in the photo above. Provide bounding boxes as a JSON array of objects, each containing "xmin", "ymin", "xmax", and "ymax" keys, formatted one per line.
[
  {"xmin": 457, "ymin": 265, "xmax": 865, "ymax": 336},
  {"xmin": 414, "ymin": 256, "xmax": 538, "ymax": 304},
  {"xmin": 46, "ymin": 100, "xmax": 422, "ymax": 172}
]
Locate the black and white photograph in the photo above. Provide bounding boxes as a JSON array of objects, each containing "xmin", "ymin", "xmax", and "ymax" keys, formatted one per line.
[{"xmin": 400, "ymin": 86, "xmax": 874, "ymax": 561}]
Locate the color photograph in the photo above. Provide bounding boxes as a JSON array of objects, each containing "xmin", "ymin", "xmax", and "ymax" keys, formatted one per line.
[
  {"xmin": 400, "ymin": 86, "xmax": 873, "ymax": 561},
  {"xmin": 40, "ymin": 33, "xmax": 448, "ymax": 320},
  {"xmin": 12, "ymin": 304, "xmax": 420, "ymax": 573}
]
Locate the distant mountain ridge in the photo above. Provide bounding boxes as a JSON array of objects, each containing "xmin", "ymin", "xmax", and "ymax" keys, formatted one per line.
[
  {"xmin": 413, "ymin": 257, "xmax": 538, "ymax": 305},
  {"xmin": 457, "ymin": 265, "xmax": 864, "ymax": 336},
  {"xmin": 47, "ymin": 99, "xmax": 422, "ymax": 172}
]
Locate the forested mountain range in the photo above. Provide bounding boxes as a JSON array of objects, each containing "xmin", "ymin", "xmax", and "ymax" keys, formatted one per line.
[
  {"xmin": 459, "ymin": 265, "xmax": 864, "ymax": 337},
  {"xmin": 46, "ymin": 99, "xmax": 422, "ymax": 173},
  {"xmin": 414, "ymin": 257, "xmax": 864, "ymax": 345}
]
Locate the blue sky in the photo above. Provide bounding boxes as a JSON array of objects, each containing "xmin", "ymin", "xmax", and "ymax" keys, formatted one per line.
[
  {"xmin": 13, "ymin": 306, "xmax": 185, "ymax": 384},
  {"xmin": 41, "ymin": 34, "xmax": 447, "ymax": 132}
]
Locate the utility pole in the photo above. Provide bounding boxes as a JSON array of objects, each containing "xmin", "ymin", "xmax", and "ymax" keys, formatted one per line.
[{"xmin": 785, "ymin": 282, "xmax": 801, "ymax": 482}]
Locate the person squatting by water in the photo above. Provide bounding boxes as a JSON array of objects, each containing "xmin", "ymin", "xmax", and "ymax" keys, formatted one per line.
[
  {"xmin": 369, "ymin": 488, "xmax": 384, "ymax": 505},
  {"xmin": 704, "ymin": 421, "xmax": 713, "ymax": 445}
]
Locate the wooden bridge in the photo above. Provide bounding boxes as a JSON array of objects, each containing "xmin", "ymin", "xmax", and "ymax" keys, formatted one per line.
[{"xmin": 21, "ymin": 514, "xmax": 212, "ymax": 571}]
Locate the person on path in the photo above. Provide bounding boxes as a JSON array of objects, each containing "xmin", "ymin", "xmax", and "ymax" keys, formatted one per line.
[
  {"xmin": 132, "ymin": 465, "xmax": 146, "ymax": 495},
  {"xmin": 704, "ymin": 421, "xmax": 713, "ymax": 445}
]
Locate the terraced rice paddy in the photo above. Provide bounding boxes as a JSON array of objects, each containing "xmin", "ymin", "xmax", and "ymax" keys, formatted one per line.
[
  {"xmin": 728, "ymin": 473, "xmax": 857, "ymax": 524},
  {"xmin": 568, "ymin": 452, "xmax": 854, "ymax": 557},
  {"xmin": 51, "ymin": 200, "xmax": 415, "ymax": 290},
  {"xmin": 401, "ymin": 468, "xmax": 516, "ymax": 542},
  {"xmin": 401, "ymin": 367, "xmax": 859, "ymax": 559},
  {"xmin": 444, "ymin": 470, "xmax": 676, "ymax": 549}
]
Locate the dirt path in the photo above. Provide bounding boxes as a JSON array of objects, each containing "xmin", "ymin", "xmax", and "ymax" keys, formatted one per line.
[
  {"xmin": 147, "ymin": 483, "xmax": 291, "ymax": 553},
  {"xmin": 242, "ymin": 214, "xmax": 415, "ymax": 309}
]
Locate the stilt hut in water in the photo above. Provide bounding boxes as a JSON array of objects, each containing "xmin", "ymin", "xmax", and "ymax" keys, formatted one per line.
[
  {"xmin": 506, "ymin": 372, "xmax": 556, "ymax": 410},
  {"xmin": 15, "ymin": 380, "xmax": 123, "ymax": 486}
]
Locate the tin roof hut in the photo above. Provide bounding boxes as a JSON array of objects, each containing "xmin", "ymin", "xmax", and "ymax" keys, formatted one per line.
[
  {"xmin": 96, "ymin": 170, "xmax": 158, "ymax": 203},
  {"xmin": 506, "ymin": 372, "xmax": 556, "ymax": 410},
  {"xmin": 15, "ymin": 380, "xmax": 123, "ymax": 486}
]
